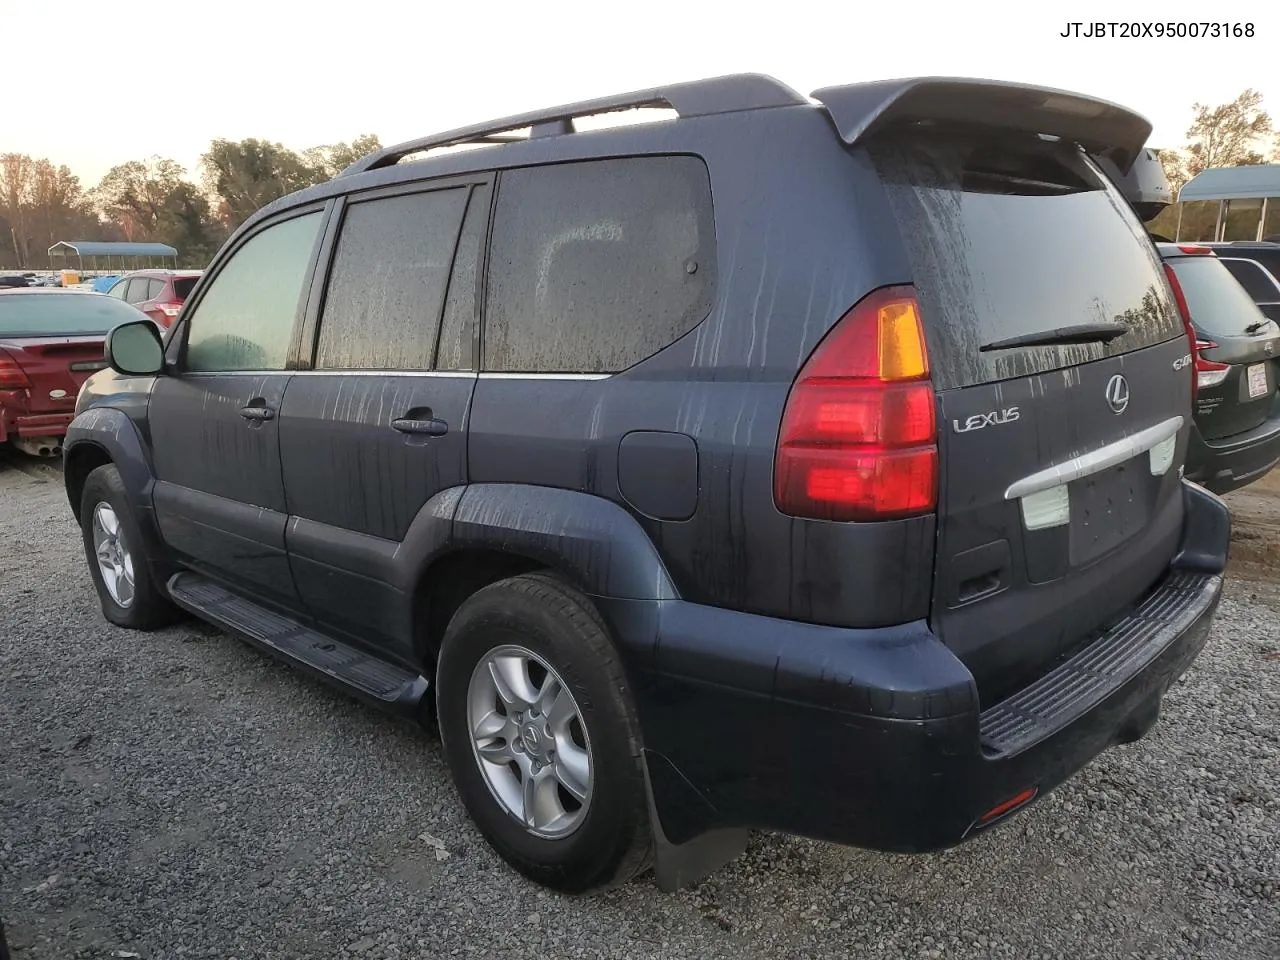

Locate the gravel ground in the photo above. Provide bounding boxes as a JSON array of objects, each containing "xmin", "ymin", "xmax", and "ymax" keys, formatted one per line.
[{"xmin": 1, "ymin": 455, "xmax": 1277, "ymax": 960}]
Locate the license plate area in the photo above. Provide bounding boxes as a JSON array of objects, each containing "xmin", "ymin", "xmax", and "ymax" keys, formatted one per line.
[
  {"xmin": 1247, "ymin": 363, "xmax": 1268, "ymax": 399},
  {"xmin": 1068, "ymin": 462, "xmax": 1150, "ymax": 567}
]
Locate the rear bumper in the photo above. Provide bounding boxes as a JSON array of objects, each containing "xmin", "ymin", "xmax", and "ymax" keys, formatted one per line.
[
  {"xmin": 609, "ymin": 480, "xmax": 1229, "ymax": 850},
  {"xmin": 1185, "ymin": 410, "xmax": 1280, "ymax": 494},
  {"xmin": 0, "ymin": 410, "xmax": 74, "ymax": 443}
]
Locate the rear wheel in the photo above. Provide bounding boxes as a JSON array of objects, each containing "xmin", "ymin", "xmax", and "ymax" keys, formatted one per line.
[
  {"xmin": 436, "ymin": 573, "xmax": 651, "ymax": 892},
  {"xmin": 79, "ymin": 464, "xmax": 179, "ymax": 630}
]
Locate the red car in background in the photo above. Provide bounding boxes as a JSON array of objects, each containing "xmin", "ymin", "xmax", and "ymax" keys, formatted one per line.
[
  {"xmin": 105, "ymin": 269, "xmax": 202, "ymax": 329},
  {"xmin": 0, "ymin": 290, "xmax": 143, "ymax": 457}
]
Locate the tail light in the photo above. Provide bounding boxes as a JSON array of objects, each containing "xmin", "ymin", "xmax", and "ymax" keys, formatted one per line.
[
  {"xmin": 774, "ymin": 285, "xmax": 937, "ymax": 521},
  {"xmin": 0, "ymin": 348, "xmax": 30, "ymax": 389},
  {"xmin": 1163, "ymin": 263, "xmax": 1229, "ymax": 396},
  {"xmin": 157, "ymin": 301, "xmax": 183, "ymax": 318}
]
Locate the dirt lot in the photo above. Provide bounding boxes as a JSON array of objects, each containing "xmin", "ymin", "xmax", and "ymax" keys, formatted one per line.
[
  {"xmin": 1221, "ymin": 469, "xmax": 1280, "ymax": 579},
  {"xmin": 0, "ymin": 456, "xmax": 1277, "ymax": 960}
]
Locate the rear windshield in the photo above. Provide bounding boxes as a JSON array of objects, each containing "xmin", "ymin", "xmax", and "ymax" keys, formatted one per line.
[
  {"xmin": 868, "ymin": 132, "xmax": 1181, "ymax": 389},
  {"xmin": 0, "ymin": 293, "xmax": 142, "ymax": 336},
  {"xmin": 172, "ymin": 277, "xmax": 199, "ymax": 299},
  {"xmin": 1167, "ymin": 256, "xmax": 1270, "ymax": 338}
]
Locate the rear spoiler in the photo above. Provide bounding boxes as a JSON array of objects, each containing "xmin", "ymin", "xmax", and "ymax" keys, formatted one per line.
[
  {"xmin": 811, "ymin": 77, "xmax": 1153, "ymax": 174},
  {"xmin": 1091, "ymin": 148, "xmax": 1172, "ymax": 222}
]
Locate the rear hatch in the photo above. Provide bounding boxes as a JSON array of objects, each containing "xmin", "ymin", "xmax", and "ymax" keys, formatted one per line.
[
  {"xmin": 865, "ymin": 130, "xmax": 1191, "ymax": 703},
  {"xmin": 1163, "ymin": 252, "xmax": 1280, "ymax": 439}
]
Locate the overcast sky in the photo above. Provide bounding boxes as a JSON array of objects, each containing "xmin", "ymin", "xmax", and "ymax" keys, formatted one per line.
[{"xmin": 9, "ymin": 0, "xmax": 1277, "ymax": 186}]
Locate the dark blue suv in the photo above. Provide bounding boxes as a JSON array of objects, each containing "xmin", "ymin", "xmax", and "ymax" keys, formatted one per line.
[{"xmin": 65, "ymin": 74, "xmax": 1229, "ymax": 893}]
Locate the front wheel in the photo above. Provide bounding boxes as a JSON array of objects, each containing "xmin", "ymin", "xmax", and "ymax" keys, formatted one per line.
[
  {"xmin": 79, "ymin": 464, "xmax": 180, "ymax": 630},
  {"xmin": 436, "ymin": 573, "xmax": 651, "ymax": 893}
]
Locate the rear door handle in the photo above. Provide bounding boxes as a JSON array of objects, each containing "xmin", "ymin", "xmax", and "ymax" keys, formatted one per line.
[
  {"xmin": 239, "ymin": 406, "xmax": 276, "ymax": 422},
  {"xmin": 391, "ymin": 417, "xmax": 448, "ymax": 436}
]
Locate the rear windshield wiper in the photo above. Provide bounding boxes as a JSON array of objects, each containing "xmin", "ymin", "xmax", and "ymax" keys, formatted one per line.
[
  {"xmin": 980, "ymin": 321, "xmax": 1131, "ymax": 352},
  {"xmin": 1245, "ymin": 320, "xmax": 1269, "ymax": 334}
]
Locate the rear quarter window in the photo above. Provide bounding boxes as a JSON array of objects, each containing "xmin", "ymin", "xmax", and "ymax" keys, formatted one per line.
[
  {"xmin": 483, "ymin": 155, "xmax": 715, "ymax": 373},
  {"xmin": 868, "ymin": 132, "xmax": 1181, "ymax": 389}
]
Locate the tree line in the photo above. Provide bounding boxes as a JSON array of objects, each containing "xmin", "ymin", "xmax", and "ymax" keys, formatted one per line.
[
  {"xmin": 1147, "ymin": 90, "xmax": 1277, "ymax": 240},
  {"xmin": 0, "ymin": 134, "xmax": 380, "ymax": 270}
]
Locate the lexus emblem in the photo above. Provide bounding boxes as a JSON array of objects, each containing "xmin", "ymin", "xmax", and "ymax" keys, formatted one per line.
[{"xmin": 1105, "ymin": 374, "xmax": 1130, "ymax": 414}]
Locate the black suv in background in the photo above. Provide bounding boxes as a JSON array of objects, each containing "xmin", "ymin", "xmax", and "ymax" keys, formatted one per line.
[
  {"xmin": 65, "ymin": 75, "xmax": 1228, "ymax": 893},
  {"xmin": 1158, "ymin": 243, "xmax": 1280, "ymax": 492}
]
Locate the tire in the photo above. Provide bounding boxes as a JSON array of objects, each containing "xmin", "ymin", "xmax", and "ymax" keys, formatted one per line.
[
  {"xmin": 436, "ymin": 573, "xmax": 651, "ymax": 893},
  {"xmin": 79, "ymin": 464, "xmax": 180, "ymax": 630}
]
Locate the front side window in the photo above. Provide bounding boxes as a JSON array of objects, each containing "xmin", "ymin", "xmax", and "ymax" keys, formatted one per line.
[
  {"xmin": 315, "ymin": 187, "xmax": 469, "ymax": 370},
  {"xmin": 184, "ymin": 212, "xmax": 322, "ymax": 372},
  {"xmin": 483, "ymin": 156, "xmax": 716, "ymax": 373}
]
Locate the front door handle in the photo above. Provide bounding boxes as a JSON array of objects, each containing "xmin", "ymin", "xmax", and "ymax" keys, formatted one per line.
[
  {"xmin": 239, "ymin": 406, "xmax": 276, "ymax": 422},
  {"xmin": 391, "ymin": 417, "xmax": 448, "ymax": 436}
]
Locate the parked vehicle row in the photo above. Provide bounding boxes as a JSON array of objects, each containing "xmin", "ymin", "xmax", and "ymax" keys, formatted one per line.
[
  {"xmin": 64, "ymin": 74, "xmax": 1233, "ymax": 895},
  {"xmin": 0, "ymin": 268, "xmax": 202, "ymax": 457},
  {"xmin": 0, "ymin": 290, "xmax": 136, "ymax": 457}
]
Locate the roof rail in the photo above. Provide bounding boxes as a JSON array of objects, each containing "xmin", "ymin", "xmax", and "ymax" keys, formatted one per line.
[{"xmin": 338, "ymin": 74, "xmax": 806, "ymax": 177}]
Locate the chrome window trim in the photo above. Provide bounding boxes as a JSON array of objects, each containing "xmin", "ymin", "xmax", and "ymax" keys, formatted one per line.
[{"xmin": 166, "ymin": 369, "xmax": 611, "ymax": 380}]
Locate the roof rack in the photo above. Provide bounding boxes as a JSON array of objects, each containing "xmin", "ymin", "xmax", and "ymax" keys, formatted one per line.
[{"xmin": 338, "ymin": 74, "xmax": 806, "ymax": 177}]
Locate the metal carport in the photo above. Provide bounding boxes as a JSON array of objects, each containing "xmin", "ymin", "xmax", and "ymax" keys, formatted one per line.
[
  {"xmin": 1175, "ymin": 164, "xmax": 1280, "ymax": 241},
  {"xmin": 47, "ymin": 241, "xmax": 179, "ymax": 274}
]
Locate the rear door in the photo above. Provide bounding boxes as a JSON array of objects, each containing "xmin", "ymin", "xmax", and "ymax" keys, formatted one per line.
[
  {"xmin": 277, "ymin": 178, "xmax": 487, "ymax": 656},
  {"xmin": 1165, "ymin": 253, "xmax": 1280, "ymax": 439},
  {"xmin": 868, "ymin": 131, "xmax": 1191, "ymax": 702}
]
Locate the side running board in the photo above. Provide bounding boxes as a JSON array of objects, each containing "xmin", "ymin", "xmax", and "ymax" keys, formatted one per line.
[{"xmin": 167, "ymin": 571, "xmax": 429, "ymax": 716}]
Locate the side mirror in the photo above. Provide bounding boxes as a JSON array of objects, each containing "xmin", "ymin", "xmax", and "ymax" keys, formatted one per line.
[{"xmin": 105, "ymin": 319, "xmax": 165, "ymax": 376}]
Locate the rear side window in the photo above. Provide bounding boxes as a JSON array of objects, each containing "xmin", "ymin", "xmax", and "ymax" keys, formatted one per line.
[
  {"xmin": 315, "ymin": 187, "xmax": 469, "ymax": 370},
  {"xmin": 124, "ymin": 277, "xmax": 151, "ymax": 304},
  {"xmin": 483, "ymin": 156, "xmax": 715, "ymax": 373},
  {"xmin": 869, "ymin": 133, "xmax": 1181, "ymax": 389},
  {"xmin": 1220, "ymin": 258, "xmax": 1280, "ymax": 302},
  {"xmin": 1166, "ymin": 256, "xmax": 1269, "ymax": 338},
  {"xmin": 147, "ymin": 278, "xmax": 165, "ymax": 299}
]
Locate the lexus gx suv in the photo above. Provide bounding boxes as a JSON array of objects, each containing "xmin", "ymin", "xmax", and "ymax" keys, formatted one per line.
[{"xmin": 65, "ymin": 74, "xmax": 1229, "ymax": 893}]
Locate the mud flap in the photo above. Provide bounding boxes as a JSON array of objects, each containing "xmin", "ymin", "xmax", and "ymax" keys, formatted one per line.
[{"xmin": 642, "ymin": 758, "xmax": 748, "ymax": 892}]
